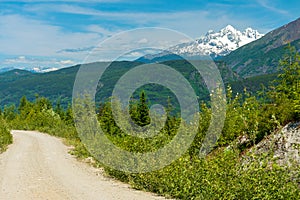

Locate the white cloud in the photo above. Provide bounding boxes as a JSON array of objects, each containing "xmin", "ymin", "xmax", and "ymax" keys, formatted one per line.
[
  {"xmin": 137, "ymin": 38, "xmax": 148, "ymax": 44},
  {"xmin": 23, "ymin": 3, "xmax": 260, "ymax": 37},
  {"xmin": 3, "ymin": 56, "xmax": 32, "ymax": 64},
  {"xmin": 58, "ymin": 60, "xmax": 75, "ymax": 65},
  {"xmin": 0, "ymin": 14, "xmax": 101, "ymax": 59},
  {"xmin": 85, "ymin": 25, "xmax": 117, "ymax": 36},
  {"xmin": 256, "ymin": 0, "xmax": 289, "ymax": 15},
  {"xmin": 82, "ymin": 28, "xmax": 195, "ymax": 63},
  {"xmin": 18, "ymin": 56, "xmax": 26, "ymax": 60}
]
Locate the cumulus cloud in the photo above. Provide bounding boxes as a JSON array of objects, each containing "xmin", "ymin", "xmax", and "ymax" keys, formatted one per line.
[
  {"xmin": 22, "ymin": 3, "xmax": 260, "ymax": 37},
  {"xmin": 0, "ymin": 14, "xmax": 101, "ymax": 58}
]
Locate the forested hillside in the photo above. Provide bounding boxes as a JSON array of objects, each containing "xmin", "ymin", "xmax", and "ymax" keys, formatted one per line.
[
  {"xmin": 0, "ymin": 60, "xmax": 239, "ymax": 109},
  {"xmin": 0, "ymin": 46, "xmax": 299, "ymax": 199}
]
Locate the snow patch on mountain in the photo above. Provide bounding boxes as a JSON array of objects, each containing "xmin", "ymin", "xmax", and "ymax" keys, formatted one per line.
[{"xmin": 31, "ymin": 67, "xmax": 59, "ymax": 73}]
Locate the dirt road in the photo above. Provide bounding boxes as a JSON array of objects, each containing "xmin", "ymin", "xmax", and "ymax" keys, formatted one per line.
[{"xmin": 0, "ymin": 130, "xmax": 165, "ymax": 200}]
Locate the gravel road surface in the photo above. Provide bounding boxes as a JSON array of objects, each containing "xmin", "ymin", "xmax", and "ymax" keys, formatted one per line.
[{"xmin": 0, "ymin": 130, "xmax": 165, "ymax": 200}]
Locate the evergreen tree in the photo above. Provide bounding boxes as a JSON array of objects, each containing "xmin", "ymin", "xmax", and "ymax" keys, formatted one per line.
[
  {"xmin": 64, "ymin": 104, "xmax": 74, "ymax": 125},
  {"xmin": 164, "ymin": 96, "xmax": 177, "ymax": 135},
  {"xmin": 129, "ymin": 96, "xmax": 139, "ymax": 124},
  {"xmin": 3, "ymin": 104, "xmax": 16, "ymax": 121},
  {"xmin": 55, "ymin": 98, "xmax": 65, "ymax": 119},
  {"xmin": 18, "ymin": 95, "xmax": 32, "ymax": 120},
  {"xmin": 18, "ymin": 96, "xmax": 29, "ymax": 113},
  {"xmin": 137, "ymin": 91, "xmax": 150, "ymax": 126}
]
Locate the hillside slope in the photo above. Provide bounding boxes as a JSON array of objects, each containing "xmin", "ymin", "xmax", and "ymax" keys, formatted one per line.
[
  {"xmin": 222, "ymin": 17, "xmax": 300, "ymax": 77},
  {"xmin": 0, "ymin": 60, "xmax": 238, "ymax": 108}
]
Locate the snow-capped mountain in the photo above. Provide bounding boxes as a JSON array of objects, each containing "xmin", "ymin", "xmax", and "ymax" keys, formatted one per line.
[{"xmin": 170, "ymin": 25, "xmax": 264, "ymax": 58}]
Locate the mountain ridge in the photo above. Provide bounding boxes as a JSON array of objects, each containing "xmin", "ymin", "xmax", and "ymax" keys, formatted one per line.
[
  {"xmin": 222, "ymin": 17, "xmax": 300, "ymax": 77},
  {"xmin": 137, "ymin": 25, "xmax": 264, "ymax": 63}
]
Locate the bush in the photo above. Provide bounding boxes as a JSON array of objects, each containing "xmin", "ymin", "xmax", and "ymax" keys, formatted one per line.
[{"xmin": 0, "ymin": 117, "xmax": 12, "ymax": 152}]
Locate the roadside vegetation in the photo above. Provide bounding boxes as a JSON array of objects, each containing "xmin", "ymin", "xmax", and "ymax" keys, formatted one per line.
[
  {"xmin": 0, "ymin": 114, "xmax": 12, "ymax": 152},
  {"xmin": 0, "ymin": 45, "xmax": 299, "ymax": 199}
]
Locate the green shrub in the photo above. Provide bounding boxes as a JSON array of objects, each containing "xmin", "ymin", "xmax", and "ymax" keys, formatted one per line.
[{"xmin": 0, "ymin": 117, "xmax": 12, "ymax": 152}]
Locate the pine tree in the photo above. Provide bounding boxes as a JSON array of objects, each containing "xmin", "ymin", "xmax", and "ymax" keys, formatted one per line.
[
  {"xmin": 55, "ymin": 98, "xmax": 65, "ymax": 119},
  {"xmin": 64, "ymin": 104, "xmax": 74, "ymax": 125},
  {"xmin": 3, "ymin": 104, "xmax": 16, "ymax": 121},
  {"xmin": 18, "ymin": 96, "xmax": 28, "ymax": 113},
  {"xmin": 129, "ymin": 96, "xmax": 139, "ymax": 124},
  {"xmin": 35, "ymin": 96, "xmax": 52, "ymax": 111},
  {"xmin": 18, "ymin": 95, "xmax": 32, "ymax": 120},
  {"xmin": 164, "ymin": 96, "xmax": 176, "ymax": 135},
  {"xmin": 137, "ymin": 91, "xmax": 150, "ymax": 126}
]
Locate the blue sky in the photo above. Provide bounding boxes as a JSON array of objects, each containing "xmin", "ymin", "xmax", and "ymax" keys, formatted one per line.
[{"xmin": 0, "ymin": 0, "xmax": 300, "ymax": 71}]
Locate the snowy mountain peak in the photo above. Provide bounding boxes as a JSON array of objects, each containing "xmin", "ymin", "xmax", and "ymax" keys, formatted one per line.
[
  {"xmin": 244, "ymin": 27, "xmax": 262, "ymax": 39},
  {"xmin": 222, "ymin": 25, "xmax": 236, "ymax": 33},
  {"xmin": 170, "ymin": 25, "xmax": 264, "ymax": 58},
  {"xmin": 206, "ymin": 30, "xmax": 215, "ymax": 35}
]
